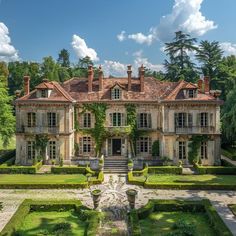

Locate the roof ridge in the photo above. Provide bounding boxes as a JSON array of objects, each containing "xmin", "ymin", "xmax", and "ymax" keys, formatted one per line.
[{"xmin": 52, "ymin": 82, "xmax": 74, "ymax": 101}]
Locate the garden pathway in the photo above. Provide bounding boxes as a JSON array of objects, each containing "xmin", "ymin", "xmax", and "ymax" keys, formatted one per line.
[
  {"xmin": 222, "ymin": 155, "xmax": 236, "ymax": 166},
  {"xmin": 0, "ymin": 174, "xmax": 236, "ymax": 235}
]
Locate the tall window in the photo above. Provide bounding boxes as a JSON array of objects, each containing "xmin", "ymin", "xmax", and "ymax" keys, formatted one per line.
[
  {"xmin": 200, "ymin": 142, "xmax": 208, "ymax": 159},
  {"xmin": 110, "ymin": 113, "xmax": 125, "ymax": 126},
  {"xmin": 111, "ymin": 88, "xmax": 121, "ymax": 100},
  {"xmin": 27, "ymin": 141, "xmax": 35, "ymax": 159},
  {"xmin": 200, "ymin": 113, "xmax": 208, "ymax": 127},
  {"xmin": 179, "ymin": 141, "xmax": 186, "ymax": 160},
  {"xmin": 49, "ymin": 141, "xmax": 56, "ymax": 159},
  {"xmin": 27, "ymin": 112, "xmax": 36, "ymax": 127},
  {"xmin": 136, "ymin": 137, "xmax": 151, "ymax": 154},
  {"xmin": 83, "ymin": 113, "xmax": 91, "ymax": 128},
  {"xmin": 47, "ymin": 112, "xmax": 57, "ymax": 127},
  {"xmin": 175, "ymin": 113, "xmax": 192, "ymax": 128},
  {"xmin": 83, "ymin": 136, "xmax": 91, "ymax": 153},
  {"xmin": 138, "ymin": 113, "xmax": 152, "ymax": 128}
]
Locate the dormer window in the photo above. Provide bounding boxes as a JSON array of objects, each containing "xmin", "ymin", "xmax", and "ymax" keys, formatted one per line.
[
  {"xmin": 188, "ymin": 89, "xmax": 194, "ymax": 98},
  {"xmin": 41, "ymin": 89, "xmax": 47, "ymax": 98},
  {"xmin": 111, "ymin": 87, "xmax": 121, "ymax": 100},
  {"xmin": 183, "ymin": 89, "xmax": 197, "ymax": 98}
]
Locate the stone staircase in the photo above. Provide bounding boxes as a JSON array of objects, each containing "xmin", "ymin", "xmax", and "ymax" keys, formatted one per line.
[{"xmin": 104, "ymin": 157, "xmax": 128, "ymax": 173}]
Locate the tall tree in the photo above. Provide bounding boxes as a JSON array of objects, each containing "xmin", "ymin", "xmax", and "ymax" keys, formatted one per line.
[
  {"xmin": 41, "ymin": 56, "xmax": 59, "ymax": 81},
  {"xmin": 0, "ymin": 76, "xmax": 15, "ymax": 147},
  {"xmin": 196, "ymin": 40, "xmax": 223, "ymax": 88},
  {"xmin": 164, "ymin": 31, "xmax": 198, "ymax": 82},
  {"xmin": 57, "ymin": 49, "xmax": 70, "ymax": 68}
]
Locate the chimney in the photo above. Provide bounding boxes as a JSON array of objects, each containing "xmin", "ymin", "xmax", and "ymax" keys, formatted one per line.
[
  {"xmin": 197, "ymin": 79, "xmax": 203, "ymax": 92},
  {"xmin": 139, "ymin": 64, "xmax": 145, "ymax": 92},
  {"xmin": 23, "ymin": 76, "xmax": 30, "ymax": 95},
  {"xmin": 204, "ymin": 76, "xmax": 210, "ymax": 93},
  {"xmin": 88, "ymin": 65, "xmax": 94, "ymax": 93},
  {"xmin": 127, "ymin": 65, "xmax": 132, "ymax": 91},
  {"xmin": 98, "ymin": 65, "xmax": 103, "ymax": 91}
]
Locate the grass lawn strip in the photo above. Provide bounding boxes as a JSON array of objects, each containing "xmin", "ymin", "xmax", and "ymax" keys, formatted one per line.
[
  {"xmin": 17, "ymin": 210, "xmax": 86, "ymax": 236},
  {"xmin": 139, "ymin": 211, "xmax": 215, "ymax": 236}
]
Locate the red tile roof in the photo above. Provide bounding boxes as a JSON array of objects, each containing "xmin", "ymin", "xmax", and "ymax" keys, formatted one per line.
[{"xmin": 16, "ymin": 76, "xmax": 220, "ymax": 104}]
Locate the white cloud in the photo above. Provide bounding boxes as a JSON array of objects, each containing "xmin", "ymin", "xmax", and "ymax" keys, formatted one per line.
[
  {"xmin": 0, "ymin": 22, "xmax": 19, "ymax": 61},
  {"xmin": 71, "ymin": 34, "xmax": 99, "ymax": 61},
  {"xmin": 117, "ymin": 31, "xmax": 126, "ymax": 42},
  {"xmin": 220, "ymin": 42, "xmax": 236, "ymax": 56},
  {"xmin": 119, "ymin": 0, "xmax": 217, "ymax": 45},
  {"xmin": 157, "ymin": 0, "xmax": 217, "ymax": 41},
  {"xmin": 102, "ymin": 60, "xmax": 127, "ymax": 77}
]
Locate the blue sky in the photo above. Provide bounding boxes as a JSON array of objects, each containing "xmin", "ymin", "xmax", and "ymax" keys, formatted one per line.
[{"xmin": 1, "ymin": 0, "xmax": 236, "ymax": 76}]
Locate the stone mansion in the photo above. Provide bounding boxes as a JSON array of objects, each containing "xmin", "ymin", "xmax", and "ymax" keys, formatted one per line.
[{"xmin": 15, "ymin": 65, "xmax": 222, "ymax": 166}]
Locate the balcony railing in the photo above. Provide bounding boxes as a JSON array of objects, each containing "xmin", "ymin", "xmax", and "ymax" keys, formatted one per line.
[
  {"xmin": 175, "ymin": 126, "xmax": 215, "ymax": 134},
  {"xmin": 17, "ymin": 126, "xmax": 59, "ymax": 134}
]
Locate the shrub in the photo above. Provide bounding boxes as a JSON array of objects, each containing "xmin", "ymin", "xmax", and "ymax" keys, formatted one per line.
[
  {"xmin": 194, "ymin": 163, "xmax": 236, "ymax": 175},
  {"xmin": 0, "ymin": 149, "xmax": 15, "ymax": 164},
  {"xmin": 152, "ymin": 140, "xmax": 160, "ymax": 157}
]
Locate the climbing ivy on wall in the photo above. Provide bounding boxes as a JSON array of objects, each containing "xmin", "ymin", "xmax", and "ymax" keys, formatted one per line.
[
  {"xmin": 82, "ymin": 103, "xmax": 108, "ymax": 156},
  {"xmin": 34, "ymin": 134, "xmax": 50, "ymax": 161},
  {"xmin": 188, "ymin": 135, "xmax": 209, "ymax": 164}
]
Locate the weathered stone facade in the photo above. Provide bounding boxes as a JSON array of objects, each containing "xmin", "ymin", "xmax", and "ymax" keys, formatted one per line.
[{"xmin": 15, "ymin": 66, "xmax": 222, "ymax": 166}]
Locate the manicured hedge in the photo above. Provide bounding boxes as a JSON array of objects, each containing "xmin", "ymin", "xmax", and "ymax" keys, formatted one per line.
[
  {"xmin": 89, "ymin": 171, "xmax": 104, "ymax": 185},
  {"xmin": 148, "ymin": 166, "xmax": 182, "ymax": 175},
  {"xmin": 194, "ymin": 163, "xmax": 236, "ymax": 175},
  {"xmin": 129, "ymin": 199, "xmax": 232, "ymax": 236},
  {"xmin": 1, "ymin": 199, "xmax": 100, "ymax": 236},
  {"xmin": 0, "ymin": 149, "xmax": 15, "ymax": 164},
  {"xmin": 0, "ymin": 160, "xmax": 42, "ymax": 174},
  {"xmin": 51, "ymin": 166, "xmax": 95, "ymax": 175}
]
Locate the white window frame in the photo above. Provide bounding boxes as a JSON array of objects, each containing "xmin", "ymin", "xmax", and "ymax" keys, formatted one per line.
[
  {"xmin": 27, "ymin": 141, "xmax": 35, "ymax": 160},
  {"xmin": 83, "ymin": 113, "xmax": 91, "ymax": 128},
  {"xmin": 200, "ymin": 141, "xmax": 208, "ymax": 159},
  {"xmin": 138, "ymin": 113, "xmax": 152, "ymax": 128},
  {"xmin": 49, "ymin": 141, "xmax": 56, "ymax": 159},
  {"xmin": 178, "ymin": 141, "xmax": 186, "ymax": 160},
  {"xmin": 27, "ymin": 112, "xmax": 36, "ymax": 127},
  {"xmin": 137, "ymin": 137, "xmax": 152, "ymax": 154},
  {"xmin": 110, "ymin": 113, "xmax": 125, "ymax": 126},
  {"xmin": 111, "ymin": 88, "xmax": 121, "ymax": 100},
  {"xmin": 200, "ymin": 113, "xmax": 208, "ymax": 127}
]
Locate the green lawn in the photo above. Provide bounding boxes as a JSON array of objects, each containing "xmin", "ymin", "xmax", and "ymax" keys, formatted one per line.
[
  {"xmin": 147, "ymin": 174, "xmax": 236, "ymax": 185},
  {"xmin": 0, "ymin": 174, "xmax": 87, "ymax": 184},
  {"xmin": 16, "ymin": 210, "xmax": 86, "ymax": 236},
  {"xmin": 228, "ymin": 204, "xmax": 236, "ymax": 216},
  {"xmin": 0, "ymin": 136, "xmax": 15, "ymax": 150},
  {"xmin": 139, "ymin": 211, "xmax": 215, "ymax": 236}
]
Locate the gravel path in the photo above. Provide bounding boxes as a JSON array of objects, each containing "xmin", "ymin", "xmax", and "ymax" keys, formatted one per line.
[{"xmin": 0, "ymin": 174, "xmax": 235, "ymax": 235}]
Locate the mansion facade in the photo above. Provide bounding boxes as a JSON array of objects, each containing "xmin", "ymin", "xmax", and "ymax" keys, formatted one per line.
[{"xmin": 15, "ymin": 65, "xmax": 222, "ymax": 166}]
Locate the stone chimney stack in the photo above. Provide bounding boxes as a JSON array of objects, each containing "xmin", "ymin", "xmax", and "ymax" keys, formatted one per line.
[
  {"xmin": 139, "ymin": 64, "xmax": 145, "ymax": 93},
  {"xmin": 88, "ymin": 65, "xmax": 94, "ymax": 93},
  {"xmin": 23, "ymin": 76, "xmax": 30, "ymax": 95},
  {"xmin": 204, "ymin": 76, "xmax": 210, "ymax": 93},
  {"xmin": 197, "ymin": 79, "xmax": 203, "ymax": 92},
  {"xmin": 127, "ymin": 65, "xmax": 132, "ymax": 91},
  {"xmin": 98, "ymin": 65, "xmax": 103, "ymax": 91}
]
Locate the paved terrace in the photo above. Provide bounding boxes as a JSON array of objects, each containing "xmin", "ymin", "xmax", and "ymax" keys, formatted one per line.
[{"xmin": 0, "ymin": 174, "xmax": 235, "ymax": 235}]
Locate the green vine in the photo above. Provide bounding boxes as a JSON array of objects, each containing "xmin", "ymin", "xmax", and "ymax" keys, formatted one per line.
[
  {"xmin": 188, "ymin": 135, "xmax": 209, "ymax": 164},
  {"xmin": 82, "ymin": 103, "xmax": 108, "ymax": 157},
  {"xmin": 34, "ymin": 134, "xmax": 50, "ymax": 161},
  {"xmin": 74, "ymin": 108, "xmax": 79, "ymax": 131}
]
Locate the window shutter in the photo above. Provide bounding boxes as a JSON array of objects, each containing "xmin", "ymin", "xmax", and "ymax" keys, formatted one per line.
[
  {"xmin": 137, "ymin": 113, "xmax": 140, "ymax": 128},
  {"xmin": 91, "ymin": 138, "xmax": 95, "ymax": 155},
  {"xmin": 121, "ymin": 113, "xmax": 125, "ymax": 126},
  {"xmin": 149, "ymin": 137, "xmax": 152, "ymax": 154},
  {"xmin": 79, "ymin": 137, "xmax": 83, "ymax": 155},
  {"xmin": 197, "ymin": 113, "xmax": 201, "ymax": 126},
  {"xmin": 136, "ymin": 138, "xmax": 140, "ymax": 154},
  {"xmin": 210, "ymin": 113, "xmax": 213, "ymax": 126},
  {"xmin": 188, "ymin": 113, "xmax": 193, "ymax": 127},
  {"xmin": 109, "ymin": 113, "xmax": 112, "ymax": 126},
  {"xmin": 174, "ymin": 113, "xmax": 178, "ymax": 128},
  {"xmin": 56, "ymin": 113, "xmax": 60, "ymax": 127},
  {"xmin": 148, "ymin": 114, "xmax": 152, "ymax": 128},
  {"xmin": 90, "ymin": 113, "xmax": 94, "ymax": 128}
]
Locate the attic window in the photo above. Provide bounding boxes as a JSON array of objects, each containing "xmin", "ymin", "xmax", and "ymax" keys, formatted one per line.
[
  {"xmin": 184, "ymin": 89, "xmax": 196, "ymax": 98},
  {"xmin": 188, "ymin": 89, "xmax": 194, "ymax": 98},
  {"xmin": 111, "ymin": 88, "xmax": 121, "ymax": 100},
  {"xmin": 41, "ymin": 90, "xmax": 47, "ymax": 98}
]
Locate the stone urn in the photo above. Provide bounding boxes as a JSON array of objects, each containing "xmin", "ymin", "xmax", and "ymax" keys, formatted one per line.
[
  {"xmin": 126, "ymin": 189, "xmax": 138, "ymax": 209},
  {"xmin": 91, "ymin": 189, "xmax": 102, "ymax": 209}
]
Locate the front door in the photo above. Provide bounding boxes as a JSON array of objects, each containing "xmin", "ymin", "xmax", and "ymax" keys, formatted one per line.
[{"xmin": 112, "ymin": 139, "xmax": 121, "ymax": 156}]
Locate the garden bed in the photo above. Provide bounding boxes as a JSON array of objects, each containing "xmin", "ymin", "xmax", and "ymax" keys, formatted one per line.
[
  {"xmin": 194, "ymin": 163, "xmax": 236, "ymax": 175},
  {"xmin": 128, "ymin": 199, "xmax": 232, "ymax": 236},
  {"xmin": 128, "ymin": 170, "xmax": 236, "ymax": 190},
  {"xmin": 1, "ymin": 200, "xmax": 100, "ymax": 236}
]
